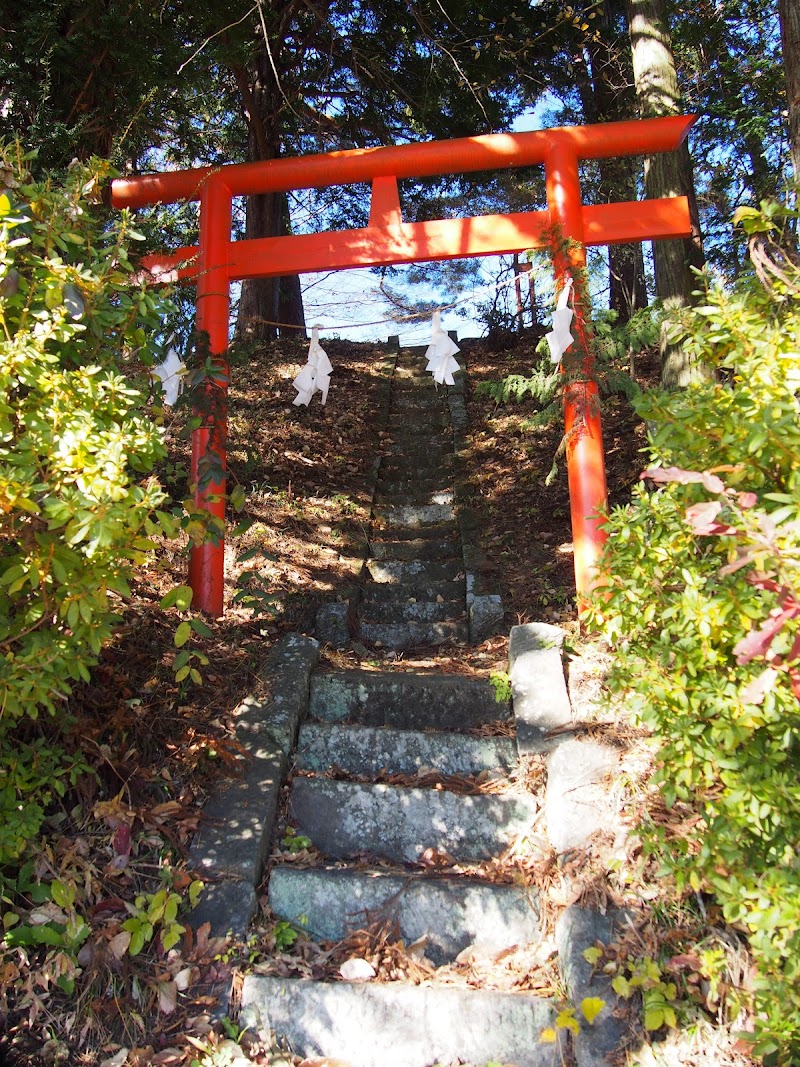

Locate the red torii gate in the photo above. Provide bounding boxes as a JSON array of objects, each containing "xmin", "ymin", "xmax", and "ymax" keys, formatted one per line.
[{"xmin": 111, "ymin": 114, "xmax": 696, "ymax": 617}]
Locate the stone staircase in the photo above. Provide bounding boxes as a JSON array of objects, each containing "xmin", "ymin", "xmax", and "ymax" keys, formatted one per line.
[
  {"xmin": 355, "ymin": 346, "xmax": 469, "ymax": 650},
  {"xmin": 192, "ymin": 345, "xmax": 629, "ymax": 1067},
  {"xmin": 242, "ymin": 670, "xmax": 558, "ymax": 1067}
]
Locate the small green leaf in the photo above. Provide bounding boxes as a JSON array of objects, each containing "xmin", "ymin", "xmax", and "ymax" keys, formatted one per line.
[
  {"xmin": 644, "ymin": 1007, "xmax": 664, "ymax": 1031},
  {"xmin": 174, "ymin": 620, "xmax": 192, "ymax": 647},
  {"xmin": 51, "ymin": 880, "xmax": 76, "ymax": 909},
  {"xmin": 230, "ymin": 485, "xmax": 246, "ymax": 512},
  {"xmin": 160, "ymin": 585, "xmax": 193, "ymax": 611},
  {"xmin": 190, "ymin": 617, "xmax": 213, "ymax": 638},
  {"xmin": 580, "ymin": 997, "xmax": 605, "ymax": 1025}
]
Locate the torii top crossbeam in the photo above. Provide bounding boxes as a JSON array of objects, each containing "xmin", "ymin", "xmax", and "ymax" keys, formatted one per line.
[{"xmin": 112, "ymin": 115, "xmax": 696, "ymax": 616}]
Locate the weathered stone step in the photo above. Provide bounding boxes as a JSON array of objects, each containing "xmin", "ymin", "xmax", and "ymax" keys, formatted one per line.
[
  {"xmin": 378, "ymin": 457, "xmax": 451, "ymax": 477},
  {"xmin": 365, "ymin": 558, "xmax": 462, "ymax": 584},
  {"xmin": 392, "ymin": 377, "xmax": 441, "ymax": 390},
  {"xmin": 295, "ymin": 722, "xmax": 517, "ymax": 776},
  {"xmin": 363, "ymin": 574, "xmax": 463, "ymax": 599},
  {"xmin": 383, "ymin": 436, "xmax": 452, "ymax": 456},
  {"xmin": 368, "ymin": 522, "xmax": 458, "ymax": 543},
  {"xmin": 368, "ymin": 536, "xmax": 459, "ymax": 562},
  {"xmin": 269, "ymin": 866, "xmax": 538, "ymax": 964},
  {"xmin": 388, "ymin": 404, "xmax": 449, "ymax": 421},
  {"xmin": 373, "ymin": 488, "xmax": 454, "ymax": 507},
  {"xmin": 358, "ymin": 618, "xmax": 469, "ymax": 650},
  {"xmin": 360, "ymin": 595, "xmax": 460, "ymax": 624},
  {"xmin": 373, "ymin": 503, "xmax": 456, "ymax": 527},
  {"xmin": 240, "ymin": 977, "xmax": 555, "ymax": 1067},
  {"xmin": 375, "ymin": 474, "xmax": 453, "ymax": 496},
  {"xmin": 386, "ymin": 414, "xmax": 449, "ymax": 431},
  {"xmin": 289, "ymin": 778, "xmax": 540, "ymax": 863},
  {"xmin": 308, "ymin": 669, "xmax": 508, "ymax": 728}
]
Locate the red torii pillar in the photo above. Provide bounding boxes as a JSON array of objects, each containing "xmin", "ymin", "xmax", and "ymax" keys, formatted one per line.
[{"xmin": 112, "ymin": 115, "xmax": 696, "ymax": 617}]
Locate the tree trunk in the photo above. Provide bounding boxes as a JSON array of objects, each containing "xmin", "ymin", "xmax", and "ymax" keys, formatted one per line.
[
  {"xmin": 626, "ymin": 0, "xmax": 705, "ymax": 386},
  {"xmin": 577, "ymin": 5, "xmax": 648, "ymax": 324},
  {"xmin": 233, "ymin": 43, "xmax": 305, "ymax": 343},
  {"xmin": 236, "ymin": 189, "xmax": 306, "ymax": 341},
  {"xmin": 779, "ymin": 0, "xmax": 800, "ymax": 178}
]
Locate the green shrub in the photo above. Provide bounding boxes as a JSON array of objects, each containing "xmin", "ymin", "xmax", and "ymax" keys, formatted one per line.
[
  {"xmin": 587, "ymin": 217, "xmax": 800, "ymax": 1059},
  {"xmin": 0, "ymin": 144, "xmax": 176, "ymax": 866}
]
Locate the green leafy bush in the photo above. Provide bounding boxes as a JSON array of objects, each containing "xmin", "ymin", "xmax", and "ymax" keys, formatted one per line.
[
  {"xmin": 0, "ymin": 144, "xmax": 176, "ymax": 866},
  {"xmin": 587, "ymin": 218, "xmax": 800, "ymax": 1059}
]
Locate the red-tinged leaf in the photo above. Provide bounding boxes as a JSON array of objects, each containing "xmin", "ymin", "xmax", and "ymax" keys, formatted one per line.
[
  {"xmin": 113, "ymin": 824, "xmax": 132, "ymax": 857},
  {"xmin": 685, "ymin": 500, "xmax": 724, "ymax": 534},
  {"xmin": 701, "ymin": 471, "xmax": 726, "ymax": 494},
  {"xmin": 719, "ymin": 552, "xmax": 757, "ymax": 577},
  {"xmin": 643, "ymin": 465, "xmax": 705, "ymax": 485},
  {"xmin": 789, "ymin": 667, "xmax": 800, "ymax": 703},
  {"xmin": 738, "ymin": 491, "xmax": 758, "ymax": 509},
  {"xmin": 740, "ymin": 668, "xmax": 779, "ymax": 705},
  {"xmin": 746, "ymin": 572, "xmax": 780, "ymax": 592},
  {"xmin": 733, "ymin": 607, "xmax": 798, "ymax": 664},
  {"xmin": 667, "ymin": 953, "xmax": 702, "ymax": 971}
]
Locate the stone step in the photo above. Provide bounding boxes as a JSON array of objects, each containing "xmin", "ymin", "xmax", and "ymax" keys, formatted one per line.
[
  {"xmin": 360, "ymin": 581, "xmax": 464, "ymax": 612},
  {"xmin": 368, "ymin": 536, "xmax": 459, "ymax": 562},
  {"xmin": 365, "ymin": 558, "xmax": 463, "ymax": 584},
  {"xmin": 240, "ymin": 977, "xmax": 556, "ymax": 1067},
  {"xmin": 367, "ymin": 522, "xmax": 458, "ymax": 543},
  {"xmin": 388, "ymin": 403, "xmax": 449, "ymax": 419},
  {"xmin": 375, "ymin": 474, "xmax": 453, "ymax": 495},
  {"xmin": 308, "ymin": 669, "xmax": 508, "ymax": 728},
  {"xmin": 269, "ymin": 866, "xmax": 538, "ymax": 965},
  {"xmin": 381, "ymin": 443, "xmax": 452, "ymax": 465},
  {"xmin": 373, "ymin": 491, "xmax": 455, "ymax": 508},
  {"xmin": 360, "ymin": 595, "xmax": 460, "ymax": 624},
  {"xmin": 295, "ymin": 722, "xmax": 518, "ymax": 777},
  {"xmin": 386, "ymin": 415, "xmax": 449, "ymax": 432},
  {"xmin": 373, "ymin": 503, "xmax": 456, "ymax": 527},
  {"xmin": 392, "ymin": 377, "xmax": 441, "ymax": 390},
  {"xmin": 289, "ymin": 777, "xmax": 540, "ymax": 864},
  {"xmin": 376, "ymin": 465, "xmax": 454, "ymax": 487},
  {"xmin": 373, "ymin": 488, "xmax": 454, "ymax": 507},
  {"xmin": 358, "ymin": 617, "xmax": 469, "ymax": 650}
]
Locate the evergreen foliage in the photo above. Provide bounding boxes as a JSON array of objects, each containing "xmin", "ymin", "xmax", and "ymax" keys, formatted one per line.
[
  {"xmin": 587, "ymin": 202, "xmax": 800, "ymax": 1059},
  {"xmin": 0, "ymin": 144, "xmax": 176, "ymax": 865}
]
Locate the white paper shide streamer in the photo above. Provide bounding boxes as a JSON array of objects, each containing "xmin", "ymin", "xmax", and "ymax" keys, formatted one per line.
[
  {"xmin": 545, "ymin": 277, "xmax": 575, "ymax": 365},
  {"xmin": 293, "ymin": 325, "xmax": 333, "ymax": 406},
  {"xmin": 151, "ymin": 343, "xmax": 186, "ymax": 406},
  {"xmin": 425, "ymin": 310, "xmax": 461, "ymax": 385}
]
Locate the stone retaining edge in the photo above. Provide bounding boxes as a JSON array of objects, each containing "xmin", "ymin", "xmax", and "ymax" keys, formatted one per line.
[
  {"xmin": 508, "ymin": 621, "xmax": 573, "ymax": 754},
  {"xmin": 188, "ymin": 633, "xmax": 321, "ymax": 943}
]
